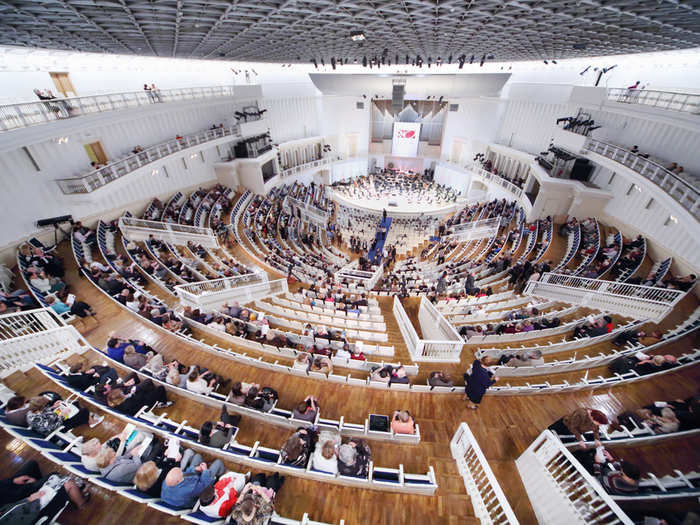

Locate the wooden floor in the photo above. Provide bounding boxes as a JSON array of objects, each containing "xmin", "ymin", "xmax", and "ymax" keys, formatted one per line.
[{"xmin": 3, "ymin": 219, "xmax": 700, "ymax": 525}]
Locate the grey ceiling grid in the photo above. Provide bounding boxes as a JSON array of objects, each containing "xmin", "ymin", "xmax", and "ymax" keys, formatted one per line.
[{"xmin": 1, "ymin": 0, "xmax": 700, "ymax": 62}]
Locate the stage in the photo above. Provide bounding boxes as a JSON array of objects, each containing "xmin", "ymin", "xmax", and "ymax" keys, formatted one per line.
[{"xmin": 330, "ymin": 188, "xmax": 461, "ymax": 218}]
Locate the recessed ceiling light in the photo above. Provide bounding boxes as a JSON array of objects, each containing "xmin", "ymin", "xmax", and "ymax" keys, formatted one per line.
[{"xmin": 350, "ymin": 31, "xmax": 365, "ymax": 42}]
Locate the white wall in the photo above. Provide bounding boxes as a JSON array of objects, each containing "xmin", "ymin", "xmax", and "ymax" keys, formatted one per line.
[
  {"xmin": 440, "ymin": 97, "xmax": 506, "ymax": 162},
  {"xmin": 262, "ymin": 96, "xmax": 321, "ymax": 143}
]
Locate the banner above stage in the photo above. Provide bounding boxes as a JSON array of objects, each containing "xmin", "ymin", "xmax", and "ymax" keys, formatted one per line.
[{"xmin": 392, "ymin": 122, "xmax": 421, "ymax": 157}]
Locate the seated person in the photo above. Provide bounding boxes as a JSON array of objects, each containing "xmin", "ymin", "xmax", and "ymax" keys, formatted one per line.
[
  {"xmin": 337, "ymin": 438, "xmax": 371, "ymax": 478},
  {"xmin": 0, "ymin": 473, "xmax": 89, "ymax": 522},
  {"xmin": 370, "ymin": 365, "xmax": 392, "ymax": 383},
  {"xmin": 311, "ymin": 430, "xmax": 340, "ymax": 474},
  {"xmin": 308, "ymin": 356, "xmax": 332, "ymax": 375},
  {"xmin": 230, "ymin": 473, "xmax": 285, "ymax": 524},
  {"xmin": 106, "ymin": 379, "xmax": 171, "ymax": 415},
  {"xmin": 198, "ymin": 470, "xmax": 247, "ymax": 519},
  {"xmin": 389, "ymin": 365, "xmax": 410, "ymax": 384},
  {"xmin": 635, "ymin": 354, "xmax": 678, "ymax": 375},
  {"xmin": 501, "ymin": 350, "xmax": 544, "ymax": 367},
  {"xmin": 291, "ymin": 396, "xmax": 318, "ymax": 422},
  {"xmin": 45, "ymin": 295, "xmax": 97, "ymax": 320},
  {"xmin": 0, "ymin": 460, "xmax": 46, "ymax": 506},
  {"xmin": 4, "ymin": 395, "xmax": 31, "ymax": 427},
  {"xmin": 26, "ymin": 395, "xmax": 96, "ymax": 436},
  {"xmin": 226, "ymin": 382, "xmax": 259, "ymax": 405},
  {"xmin": 293, "ymin": 353, "xmax": 310, "ymax": 370},
  {"xmin": 548, "ymin": 407, "xmax": 611, "ymax": 448},
  {"xmin": 428, "ymin": 371, "xmax": 454, "ymax": 388},
  {"xmin": 280, "ymin": 427, "xmax": 316, "ymax": 467},
  {"xmin": 133, "ymin": 438, "xmax": 184, "ymax": 498},
  {"xmin": 198, "ymin": 421, "xmax": 235, "ymax": 449},
  {"xmin": 161, "ymin": 451, "xmax": 225, "ymax": 509},
  {"xmin": 66, "ymin": 362, "xmax": 118, "ymax": 390},
  {"xmin": 390, "ymin": 410, "xmax": 416, "ymax": 434},
  {"xmin": 97, "ymin": 435, "xmax": 154, "ymax": 484}
]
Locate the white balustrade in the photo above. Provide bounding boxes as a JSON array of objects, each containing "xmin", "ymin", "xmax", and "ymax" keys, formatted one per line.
[
  {"xmin": 0, "ymin": 85, "xmax": 236, "ymax": 132},
  {"xmin": 393, "ymin": 296, "xmax": 463, "ymax": 362},
  {"xmin": 516, "ymin": 430, "xmax": 633, "ymax": 525},
  {"xmin": 524, "ymin": 272, "xmax": 686, "ymax": 322},
  {"xmin": 468, "ymin": 163, "xmax": 525, "ymax": 199},
  {"xmin": 175, "ymin": 276, "xmax": 287, "ymax": 310},
  {"xmin": 118, "ymin": 216, "xmax": 219, "ymax": 249},
  {"xmin": 451, "ymin": 423, "xmax": 520, "ymax": 525},
  {"xmin": 335, "ymin": 260, "xmax": 384, "ymax": 290},
  {"xmin": 607, "ymin": 87, "xmax": 700, "ymax": 115},
  {"xmin": 0, "ymin": 308, "xmax": 88, "ymax": 377},
  {"xmin": 445, "ymin": 216, "xmax": 502, "ymax": 242},
  {"xmin": 285, "ymin": 195, "xmax": 330, "ymax": 225},
  {"xmin": 56, "ymin": 125, "xmax": 240, "ymax": 194},
  {"xmin": 585, "ymin": 138, "xmax": 699, "ymax": 219},
  {"xmin": 280, "ymin": 156, "xmax": 341, "ymax": 179}
]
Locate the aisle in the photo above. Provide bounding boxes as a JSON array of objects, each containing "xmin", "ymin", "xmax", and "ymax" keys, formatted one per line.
[{"xmin": 369, "ymin": 216, "xmax": 392, "ymax": 263}]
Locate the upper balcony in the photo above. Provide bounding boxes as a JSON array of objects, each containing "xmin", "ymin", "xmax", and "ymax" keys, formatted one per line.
[
  {"xmin": 0, "ymin": 85, "xmax": 240, "ymax": 133},
  {"xmin": 606, "ymin": 87, "xmax": 700, "ymax": 116},
  {"xmin": 584, "ymin": 138, "xmax": 699, "ymax": 220}
]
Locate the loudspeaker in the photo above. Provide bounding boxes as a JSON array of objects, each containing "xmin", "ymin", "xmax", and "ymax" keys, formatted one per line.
[
  {"xmin": 36, "ymin": 215, "xmax": 73, "ymax": 228},
  {"xmin": 391, "ymin": 84, "xmax": 405, "ymax": 113},
  {"xmin": 570, "ymin": 158, "xmax": 593, "ymax": 181}
]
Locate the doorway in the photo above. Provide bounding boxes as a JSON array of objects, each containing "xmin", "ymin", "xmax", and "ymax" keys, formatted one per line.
[
  {"xmin": 49, "ymin": 72, "xmax": 77, "ymax": 97},
  {"xmin": 84, "ymin": 141, "xmax": 108, "ymax": 165}
]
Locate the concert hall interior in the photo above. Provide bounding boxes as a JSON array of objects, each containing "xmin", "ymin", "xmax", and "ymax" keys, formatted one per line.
[{"xmin": 0, "ymin": 2, "xmax": 699, "ymax": 524}]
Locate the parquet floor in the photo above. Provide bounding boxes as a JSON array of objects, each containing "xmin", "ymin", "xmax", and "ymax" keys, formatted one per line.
[{"xmin": 3, "ymin": 212, "xmax": 699, "ymax": 525}]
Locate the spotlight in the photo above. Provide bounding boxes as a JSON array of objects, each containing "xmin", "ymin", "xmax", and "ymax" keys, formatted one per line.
[
  {"xmin": 448, "ymin": 54, "xmax": 453, "ymax": 64},
  {"xmin": 552, "ymin": 60, "xmax": 557, "ymax": 64},
  {"xmin": 311, "ymin": 58, "xmax": 318, "ymax": 69},
  {"xmin": 331, "ymin": 57, "xmax": 336, "ymax": 70},
  {"xmin": 479, "ymin": 54, "xmax": 485, "ymax": 67},
  {"xmin": 362, "ymin": 56, "xmax": 367, "ymax": 67},
  {"xmin": 579, "ymin": 66, "xmax": 591, "ymax": 75},
  {"xmin": 544, "ymin": 60, "xmax": 548, "ymax": 64},
  {"xmin": 469, "ymin": 55, "xmax": 474, "ymax": 64}
]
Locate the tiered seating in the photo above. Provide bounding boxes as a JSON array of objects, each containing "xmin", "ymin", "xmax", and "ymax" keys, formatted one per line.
[{"xmin": 35, "ymin": 363, "xmax": 438, "ymax": 495}]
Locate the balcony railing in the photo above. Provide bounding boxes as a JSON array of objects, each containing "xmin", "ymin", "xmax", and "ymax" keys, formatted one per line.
[
  {"xmin": 585, "ymin": 138, "xmax": 699, "ymax": 219},
  {"xmin": 56, "ymin": 125, "xmax": 240, "ymax": 194},
  {"xmin": 118, "ymin": 216, "xmax": 219, "ymax": 248},
  {"xmin": 607, "ymin": 87, "xmax": 700, "ymax": 115},
  {"xmin": 445, "ymin": 216, "xmax": 502, "ymax": 242},
  {"xmin": 284, "ymin": 195, "xmax": 330, "ymax": 225},
  {"xmin": 0, "ymin": 85, "xmax": 236, "ymax": 132},
  {"xmin": 516, "ymin": 430, "xmax": 633, "ymax": 525},
  {"xmin": 175, "ymin": 277, "xmax": 287, "ymax": 310},
  {"xmin": 280, "ymin": 156, "xmax": 342, "ymax": 179},
  {"xmin": 468, "ymin": 164, "xmax": 525, "ymax": 199},
  {"xmin": 450, "ymin": 423, "xmax": 519, "ymax": 525},
  {"xmin": 524, "ymin": 272, "xmax": 686, "ymax": 322}
]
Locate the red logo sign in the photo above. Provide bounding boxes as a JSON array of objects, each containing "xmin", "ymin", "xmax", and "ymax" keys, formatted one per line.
[{"xmin": 396, "ymin": 129, "xmax": 416, "ymax": 139}]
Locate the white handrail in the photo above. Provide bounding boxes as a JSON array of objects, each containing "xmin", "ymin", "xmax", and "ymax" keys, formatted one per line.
[
  {"xmin": 280, "ymin": 156, "xmax": 341, "ymax": 179},
  {"xmin": 118, "ymin": 215, "xmax": 219, "ymax": 248},
  {"xmin": 56, "ymin": 125, "xmax": 240, "ymax": 194},
  {"xmin": 468, "ymin": 163, "xmax": 525, "ymax": 199},
  {"xmin": 176, "ymin": 277, "xmax": 288, "ymax": 309},
  {"xmin": 607, "ymin": 87, "xmax": 700, "ymax": 115},
  {"xmin": 174, "ymin": 272, "xmax": 268, "ymax": 297},
  {"xmin": 584, "ymin": 138, "xmax": 699, "ymax": 219},
  {"xmin": 525, "ymin": 272, "xmax": 686, "ymax": 322},
  {"xmin": 516, "ymin": 430, "xmax": 633, "ymax": 525},
  {"xmin": 445, "ymin": 216, "xmax": 502, "ymax": 242},
  {"xmin": 451, "ymin": 423, "xmax": 520, "ymax": 525},
  {"xmin": 0, "ymin": 85, "xmax": 238, "ymax": 132}
]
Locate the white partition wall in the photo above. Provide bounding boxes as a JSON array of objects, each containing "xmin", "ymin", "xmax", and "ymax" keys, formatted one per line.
[
  {"xmin": 451, "ymin": 423, "xmax": 520, "ymax": 525},
  {"xmin": 118, "ymin": 216, "xmax": 219, "ymax": 248},
  {"xmin": 393, "ymin": 296, "xmax": 463, "ymax": 362},
  {"xmin": 516, "ymin": 430, "xmax": 633, "ymax": 525}
]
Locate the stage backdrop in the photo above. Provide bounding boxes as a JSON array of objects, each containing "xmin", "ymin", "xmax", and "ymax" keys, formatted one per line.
[{"xmin": 392, "ymin": 122, "xmax": 421, "ymax": 157}]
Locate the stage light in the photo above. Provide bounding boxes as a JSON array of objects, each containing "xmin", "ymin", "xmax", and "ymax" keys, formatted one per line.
[
  {"xmin": 331, "ymin": 57, "xmax": 336, "ymax": 70},
  {"xmin": 448, "ymin": 54, "xmax": 453, "ymax": 64},
  {"xmin": 405, "ymin": 55, "xmax": 409, "ymax": 64},
  {"xmin": 552, "ymin": 60, "xmax": 557, "ymax": 64},
  {"xmin": 479, "ymin": 54, "xmax": 485, "ymax": 67},
  {"xmin": 311, "ymin": 58, "xmax": 318, "ymax": 69},
  {"xmin": 320, "ymin": 58, "xmax": 325, "ymax": 66},
  {"xmin": 544, "ymin": 60, "xmax": 548, "ymax": 64},
  {"xmin": 350, "ymin": 31, "xmax": 365, "ymax": 41},
  {"xmin": 362, "ymin": 56, "xmax": 367, "ymax": 67},
  {"xmin": 469, "ymin": 55, "xmax": 474, "ymax": 64}
]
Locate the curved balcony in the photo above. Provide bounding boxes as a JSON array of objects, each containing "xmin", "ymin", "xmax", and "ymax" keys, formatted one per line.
[
  {"xmin": 584, "ymin": 138, "xmax": 699, "ymax": 219},
  {"xmin": 56, "ymin": 125, "xmax": 240, "ymax": 194},
  {"xmin": 607, "ymin": 87, "xmax": 700, "ymax": 115},
  {"xmin": 0, "ymin": 85, "xmax": 235, "ymax": 132}
]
